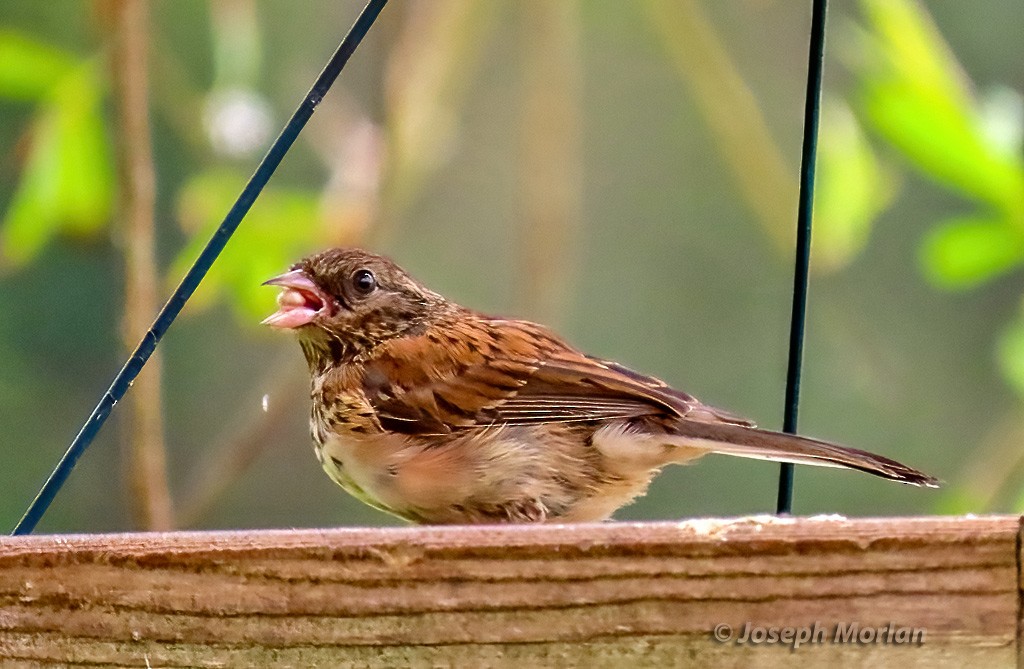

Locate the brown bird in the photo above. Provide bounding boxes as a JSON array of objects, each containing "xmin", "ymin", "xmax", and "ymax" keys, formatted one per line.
[{"xmin": 263, "ymin": 248, "xmax": 937, "ymax": 524}]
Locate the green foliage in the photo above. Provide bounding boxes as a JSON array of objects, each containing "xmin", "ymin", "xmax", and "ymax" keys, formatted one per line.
[
  {"xmin": 812, "ymin": 100, "xmax": 896, "ymax": 270},
  {"xmin": 0, "ymin": 30, "xmax": 76, "ymax": 99},
  {"xmin": 0, "ymin": 27, "xmax": 338, "ymax": 326},
  {"xmin": 920, "ymin": 217, "xmax": 1024, "ymax": 288},
  {"xmin": 0, "ymin": 32, "xmax": 114, "ymax": 267},
  {"xmin": 858, "ymin": 0, "xmax": 1024, "ymax": 216},
  {"xmin": 851, "ymin": 0, "xmax": 1024, "ymax": 287},
  {"xmin": 817, "ymin": 0, "xmax": 1024, "ymax": 285},
  {"xmin": 815, "ymin": 0, "xmax": 1024, "ymax": 513}
]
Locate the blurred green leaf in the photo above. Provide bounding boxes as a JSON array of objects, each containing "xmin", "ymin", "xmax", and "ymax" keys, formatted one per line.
[
  {"xmin": 919, "ymin": 217, "xmax": 1024, "ymax": 288},
  {"xmin": 1, "ymin": 62, "xmax": 113, "ymax": 266},
  {"xmin": 812, "ymin": 100, "xmax": 896, "ymax": 271},
  {"xmin": 862, "ymin": 78, "xmax": 1024, "ymax": 218},
  {"xmin": 51, "ymin": 62, "xmax": 114, "ymax": 234},
  {"xmin": 173, "ymin": 169, "xmax": 349, "ymax": 324},
  {"xmin": 0, "ymin": 31, "xmax": 76, "ymax": 100},
  {"xmin": 860, "ymin": 0, "xmax": 969, "ymax": 108},
  {"xmin": 999, "ymin": 311, "xmax": 1024, "ymax": 401},
  {"xmin": 857, "ymin": 0, "xmax": 1024, "ymax": 218},
  {"xmin": 1, "ymin": 111, "xmax": 62, "ymax": 264}
]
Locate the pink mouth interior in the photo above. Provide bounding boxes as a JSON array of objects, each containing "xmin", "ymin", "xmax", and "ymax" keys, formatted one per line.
[{"xmin": 262, "ymin": 287, "xmax": 326, "ymax": 329}]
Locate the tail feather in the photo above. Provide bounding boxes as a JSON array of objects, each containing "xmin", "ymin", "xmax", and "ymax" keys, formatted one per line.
[{"xmin": 671, "ymin": 419, "xmax": 939, "ymax": 487}]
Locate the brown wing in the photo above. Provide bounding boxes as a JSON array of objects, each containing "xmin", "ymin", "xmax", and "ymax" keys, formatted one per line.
[{"xmin": 359, "ymin": 315, "xmax": 751, "ymax": 436}]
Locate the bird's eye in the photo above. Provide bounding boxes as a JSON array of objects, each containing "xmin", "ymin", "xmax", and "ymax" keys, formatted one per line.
[{"xmin": 352, "ymin": 269, "xmax": 377, "ymax": 295}]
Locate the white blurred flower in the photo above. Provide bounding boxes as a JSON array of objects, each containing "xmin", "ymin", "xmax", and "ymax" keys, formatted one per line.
[
  {"xmin": 203, "ymin": 88, "xmax": 273, "ymax": 158},
  {"xmin": 979, "ymin": 85, "xmax": 1024, "ymax": 158}
]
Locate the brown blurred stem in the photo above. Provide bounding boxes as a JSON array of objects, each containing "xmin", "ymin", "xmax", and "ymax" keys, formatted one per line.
[
  {"xmin": 644, "ymin": 0, "xmax": 798, "ymax": 251},
  {"xmin": 374, "ymin": 0, "xmax": 499, "ymax": 245},
  {"xmin": 517, "ymin": 0, "xmax": 583, "ymax": 325},
  {"xmin": 103, "ymin": 0, "xmax": 174, "ymax": 530}
]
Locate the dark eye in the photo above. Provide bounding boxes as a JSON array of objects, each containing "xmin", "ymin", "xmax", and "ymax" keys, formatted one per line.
[{"xmin": 352, "ymin": 268, "xmax": 377, "ymax": 295}]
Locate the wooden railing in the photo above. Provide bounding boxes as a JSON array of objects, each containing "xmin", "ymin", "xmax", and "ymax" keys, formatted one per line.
[{"xmin": 0, "ymin": 515, "xmax": 1018, "ymax": 667}]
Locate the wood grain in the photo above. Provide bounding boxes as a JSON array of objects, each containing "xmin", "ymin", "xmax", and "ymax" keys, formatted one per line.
[{"xmin": 0, "ymin": 516, "xmax": 1018, "ymax": 667}]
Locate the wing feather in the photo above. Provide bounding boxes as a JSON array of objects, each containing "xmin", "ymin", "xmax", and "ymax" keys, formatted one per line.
[{"xmin": 358, "ymin": 316, "xmax": 752, "ymax": 435}]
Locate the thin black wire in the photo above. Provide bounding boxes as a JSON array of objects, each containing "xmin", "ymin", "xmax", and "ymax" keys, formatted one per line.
[
  {"xmin": 11, "ymin": 0, "xmax": 389, "ymax": 536},
  {"xmin": 777, "ymin": 0, "xmax": 828, "ymax": 515}
]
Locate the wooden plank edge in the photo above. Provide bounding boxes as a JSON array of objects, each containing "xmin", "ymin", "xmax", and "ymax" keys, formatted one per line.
[{"xmin": 0, "ymin": 514, "xmax": 1018, "ymax": 558}]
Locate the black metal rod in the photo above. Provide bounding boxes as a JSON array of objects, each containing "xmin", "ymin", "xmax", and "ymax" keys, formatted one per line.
[
  {"xmin": 777, "ymin": 0, "xmax": 828, "ymax": 515},
  {"xmin": 12, "ymin": 0, "xmax": 389, "ymax": 536}
]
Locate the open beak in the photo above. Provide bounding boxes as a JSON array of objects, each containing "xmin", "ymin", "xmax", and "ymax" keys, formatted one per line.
[{"xmin": 261, "ymin": 269, "xmax": 333, "ymax": 329}]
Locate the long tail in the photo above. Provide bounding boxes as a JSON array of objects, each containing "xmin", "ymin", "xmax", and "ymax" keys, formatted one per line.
[{"xmin": 672, "ymin": 419, "xmax": 939, "ymax": 487}]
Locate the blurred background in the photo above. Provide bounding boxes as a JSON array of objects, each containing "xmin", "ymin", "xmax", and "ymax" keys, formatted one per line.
[{"xmin": 0, "ymin": 0, "xmax": 1022, "ymax": 533}]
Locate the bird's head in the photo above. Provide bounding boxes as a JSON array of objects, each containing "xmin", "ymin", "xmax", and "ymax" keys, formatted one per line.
[{"xmin": 263, "ymin": 247, "xmax": 448, "ymax": 367}]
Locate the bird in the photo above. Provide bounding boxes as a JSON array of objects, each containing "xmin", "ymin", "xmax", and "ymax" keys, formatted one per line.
[{"xmin": 262, "ymin": 247, "xmax": 938, "ymax": 524}]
